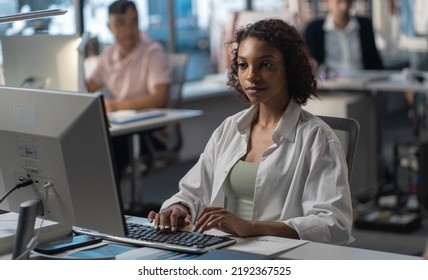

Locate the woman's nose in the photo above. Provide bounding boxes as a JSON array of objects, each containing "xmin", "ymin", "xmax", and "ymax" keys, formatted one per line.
[{"xmin": 246, "ymin": 68, "xmax": 259, "ymax": 82}]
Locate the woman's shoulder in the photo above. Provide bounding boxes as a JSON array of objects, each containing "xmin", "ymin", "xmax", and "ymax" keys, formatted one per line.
[{"xmin": 298, "ymin": 109, "xmax": 338, "ymax": 142}]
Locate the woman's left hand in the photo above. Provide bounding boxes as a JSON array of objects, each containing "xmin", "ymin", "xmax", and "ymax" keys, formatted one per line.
[{"xmin": 193, "ymin": 207, "xmax": 254, "ymax": 237}]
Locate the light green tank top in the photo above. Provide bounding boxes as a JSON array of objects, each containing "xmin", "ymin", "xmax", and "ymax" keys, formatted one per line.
[{"xmin": 222, "ymin": 160, "xmax": 259, "ymax": 220}]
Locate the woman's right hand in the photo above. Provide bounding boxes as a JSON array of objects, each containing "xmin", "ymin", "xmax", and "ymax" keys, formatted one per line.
[{"xmin": 147, "ymin": 203, "xmax": 191, "ymax": 232}]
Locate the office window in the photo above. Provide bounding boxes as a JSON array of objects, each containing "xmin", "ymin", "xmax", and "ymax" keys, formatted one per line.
[{"xmin": 0, "ymin": 0, "xmax": 77, "ymax": 36}]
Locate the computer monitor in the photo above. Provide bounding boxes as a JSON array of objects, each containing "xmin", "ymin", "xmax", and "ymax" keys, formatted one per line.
[
  {"xmin": 0, "ymin": 34, "xmax": 81, "ymax": 92},
  {"xmin": 0, "ymin": 86, "xmax": 127, "ymax": 238}
]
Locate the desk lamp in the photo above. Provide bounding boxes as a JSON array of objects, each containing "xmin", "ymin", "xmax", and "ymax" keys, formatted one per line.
[{"xmin": 0, "ymin": 9, "xmax": 66, "ymax": 24}]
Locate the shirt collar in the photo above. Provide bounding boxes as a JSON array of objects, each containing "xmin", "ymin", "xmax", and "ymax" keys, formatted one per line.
[
  {"xmin": 112, "ymin": 34, "xmax": 143, "ymax": 63},
  {"xmin": 236, "ymin": 99, "xmax": 301, "ymax": 143},
  {"xmin": 323, "ymin": 13, "xmax": 359, "ymax": 33}
]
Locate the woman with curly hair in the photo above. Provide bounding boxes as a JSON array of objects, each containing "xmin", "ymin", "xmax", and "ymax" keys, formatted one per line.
[{"xmin": 148, "ymin": 18, "xmax": 354, "ymax": 245}]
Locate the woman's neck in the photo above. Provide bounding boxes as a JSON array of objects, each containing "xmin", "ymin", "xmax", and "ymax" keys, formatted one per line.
[{"xmin": 256, "ymin": 98, "xmax": 289, "ymax": 128}]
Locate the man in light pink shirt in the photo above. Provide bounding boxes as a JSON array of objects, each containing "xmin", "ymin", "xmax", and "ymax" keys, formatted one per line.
[
  {"xmin": 86, "ymin": 1, "xmax": 171, "ymax": 185},
  {"xmin": 87, "ymin": 0, "xmax": 171, "ymax": 112}
]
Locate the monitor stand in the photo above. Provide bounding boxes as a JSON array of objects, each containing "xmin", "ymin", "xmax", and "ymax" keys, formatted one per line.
[{"xmin": 12, "ymin": 199, "xmax": 43, "ymax": 260}]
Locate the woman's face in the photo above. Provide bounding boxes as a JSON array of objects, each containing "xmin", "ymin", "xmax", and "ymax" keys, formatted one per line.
[{"xmin": 237, "ymin": 37, "xmax": 289, "ymax": 106}]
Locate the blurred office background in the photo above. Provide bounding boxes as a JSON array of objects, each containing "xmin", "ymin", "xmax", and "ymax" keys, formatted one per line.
[{"xmin": 1, "ymin": 0, "xmax": 426, "ymax": 81}]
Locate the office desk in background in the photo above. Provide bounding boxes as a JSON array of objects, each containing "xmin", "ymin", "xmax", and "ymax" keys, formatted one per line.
[
  {"xmin": 109, "ymin": 108, "xmax": 203, "ymax": 210},
  {"xmin": 307, "ymin": 70, "xmax": 428, "ymax": 198},
  {"xmin": 109, "ymin": 108, "xmax": 203, "ymax": 137}
]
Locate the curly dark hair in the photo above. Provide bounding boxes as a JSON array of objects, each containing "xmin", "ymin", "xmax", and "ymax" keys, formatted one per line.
[{"xmin": 227, "ymin": 18, "xmax": 317, "ymax": 105}]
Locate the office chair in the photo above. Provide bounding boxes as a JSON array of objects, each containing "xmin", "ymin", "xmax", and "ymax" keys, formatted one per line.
[
  {"xmin": 318, "ymin": 115, "xmax": 360, "ymax": 181},
  {"xmin": 141, "ymin": 53, "xmax": 189, "ymax": 174}
]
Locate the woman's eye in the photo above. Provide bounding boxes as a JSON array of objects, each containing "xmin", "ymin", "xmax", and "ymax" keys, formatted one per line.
[
  {"xmin": 262, "ymin": 61, "xmax": 272, "ymax": 68},
  {"xmin": 238, "ymin": 62, "xmax": 247, "ymax": 69}
]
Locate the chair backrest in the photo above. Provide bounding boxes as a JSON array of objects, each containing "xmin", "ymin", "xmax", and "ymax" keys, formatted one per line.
[
  {"xmin": 164, "ymin": 53, "xmax": 188, "ymax": 151},
  {"xmin": 318, "ymin": 115, "xmax": 360, "ymax": 181},
  {"xmin": 168, "ymin": 53, "xmax": 188, "ymax": 109}
]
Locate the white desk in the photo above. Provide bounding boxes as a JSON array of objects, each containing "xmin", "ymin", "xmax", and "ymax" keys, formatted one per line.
[
  {"xmin": 122, "ymin": 219, "xmax": 421, "ymax": 260},
  {"xmin": 277, "ymin": 241, "xmax": 420, "ymax": 260},
  {"xmin": 1, "ymin": 214, "xmax": 420, "ymax": 260},
  {"xmin": 317, "ymin": 70, "xmax": 397, "ymax": 91},
  {"xmin": 109, "ymin": 108, "xmax": 203, "ymax": 137},
  {"xmin": 368, "ymin": 77, "xmax": 428, "ymax": 93}
]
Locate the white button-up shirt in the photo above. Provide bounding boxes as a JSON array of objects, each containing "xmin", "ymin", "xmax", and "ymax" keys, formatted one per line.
[
  {"xmin": 324, "ymin": 13, "xmax": 363, "ymax": 73},
  {"xmin": 162, "ymin": 100, "xmax": 354, "ymax": 245}
]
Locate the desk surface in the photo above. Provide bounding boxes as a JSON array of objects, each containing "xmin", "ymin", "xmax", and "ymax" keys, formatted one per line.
[
  {"xmin": 0, "ymin": 214, "xmax": 421, "ymax": 260},
  {"xmin": 367, "ymin": 78, "xmax": 428, "ymax": 92},
  {"xmin": 182, "ymin": 71, "xmax": 428, "ymax": 99},
  {"xmin": 277, "ymin": 241, "xmax": 421, "ymax": 260},
  {"xmin": 317, "ymin": 69, "xmax": 428, "ymax": 93},
  {"xmin": 109, "ymin": 108, "xmax": 203, "ymax": 137}
]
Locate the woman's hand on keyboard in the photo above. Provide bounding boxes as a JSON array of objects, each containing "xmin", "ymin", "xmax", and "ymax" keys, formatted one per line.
[
  {"xmin": 192, "ymin": 207, "xmax": 253, "ymax": 237},
  {"xmin": 193, "ymin": 207, "xmax": 300, "ymax": 239},
  {"xmin": 148, "ymin": 203, "xmax": 191, "ymax": 232}
]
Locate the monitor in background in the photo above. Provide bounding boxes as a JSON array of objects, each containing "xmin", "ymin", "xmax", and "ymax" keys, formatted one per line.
[
  {"xmin": 0, "ymin": 86, "xmax": 127, "ymax": 238},
  {"xmin": 0, "ymin": 35, "xmax": 81, "ymax": 92}
]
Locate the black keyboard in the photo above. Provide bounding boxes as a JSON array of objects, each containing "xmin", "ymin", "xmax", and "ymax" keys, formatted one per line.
[{"xmin": 123, "ymin": 222, "xmax": 236, "ymax": 253}]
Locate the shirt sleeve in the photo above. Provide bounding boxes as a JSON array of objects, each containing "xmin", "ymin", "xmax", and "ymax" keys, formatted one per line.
[
  {"xmin": 145, "ymin": 44, "xmax": 171, "ymax": 92},
  {"xmin": 87, "ymin": 48, "xmax": 108, "ymax": 86},
  {"xmin": 284, "ymin": 129, "xmax": 353, "ymax": 245}
]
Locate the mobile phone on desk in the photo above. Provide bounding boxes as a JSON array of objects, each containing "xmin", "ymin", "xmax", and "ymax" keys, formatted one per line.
[{"xmin": 34, "ymin": 234, "xmax": 102, "ymax": 254}]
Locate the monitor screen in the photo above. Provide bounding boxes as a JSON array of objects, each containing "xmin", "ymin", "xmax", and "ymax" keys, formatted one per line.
[
  {"xmin": 0, "ymin": 86, "xmax": 126, "ymax": 237},
  {"xmin": 0, "ymin": 35, "xmax": 81, "ymax": 92}
]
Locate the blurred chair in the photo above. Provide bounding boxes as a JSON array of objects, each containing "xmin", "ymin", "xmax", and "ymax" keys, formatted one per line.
[
  {"xmin": 318, "ymin": 115, "xmax": 360, "ymax": 181},
  {"xmin": 141, "ymin": 53, "xmax": 189, "ymax": 174}
]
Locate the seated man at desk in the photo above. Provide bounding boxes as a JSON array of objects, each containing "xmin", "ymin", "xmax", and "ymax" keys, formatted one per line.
[
  {"xmin": 86, "ymin": 1, "xmax": 171, "ymax": 179},
  {"xmin": 148, "ymin": 19, "xmax": 354, "ymax": 245},
  {"xmin": 303, "ymin": 0, "xmax": 383, "ymax": 76}
]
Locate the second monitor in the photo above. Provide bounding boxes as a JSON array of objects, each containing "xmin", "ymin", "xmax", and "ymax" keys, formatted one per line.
[{"xmin": 1, "ymin": 34, "xmax": 81, "ymax": 92}]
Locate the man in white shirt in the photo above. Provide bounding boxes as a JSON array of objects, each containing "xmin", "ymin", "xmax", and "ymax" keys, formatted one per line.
[{"xmin": 304, "ymin": 0, "xmax": 383, "ymax": 74}]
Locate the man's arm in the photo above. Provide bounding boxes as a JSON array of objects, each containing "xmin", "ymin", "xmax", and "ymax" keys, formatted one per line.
[
  {"xmin": 86, "ymin": 78, "xmax": 102, "ymax": 93},
  {"xmin": 104, "ymin": 83, "xmax": 170, "ymax": 112}
]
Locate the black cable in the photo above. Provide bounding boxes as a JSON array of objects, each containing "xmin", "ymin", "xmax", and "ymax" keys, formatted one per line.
[{"xmin": 0, "ymin": 179, "xmax": 33, "ymax": 204}]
